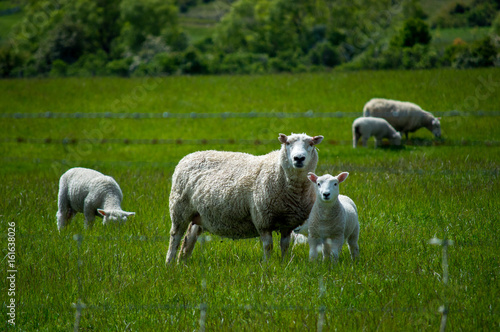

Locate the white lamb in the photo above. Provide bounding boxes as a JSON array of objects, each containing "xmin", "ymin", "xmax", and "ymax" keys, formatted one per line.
[
  {"xmin": 363, "ymin": 98, "xmax": 441, "ymax": 140},
  {"xmin": 352, "ymin": 116, "xmax": 401, "ymax": 148},
  {"xmin": 166, "ymin": 133, "xmax": 324, "ymax": 264},
  {"xmin": 56, "ymin": 167, "xmax": 135, "ymax": 230},
  {"xmin": 301, "ymin": 172, "xmax": 359, "ymax": 262}
]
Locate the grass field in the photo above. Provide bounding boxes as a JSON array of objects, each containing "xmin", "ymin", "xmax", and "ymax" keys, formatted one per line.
[{"xmin": 1, "ymin": 68, "xmax": 499, "ymax": 330}]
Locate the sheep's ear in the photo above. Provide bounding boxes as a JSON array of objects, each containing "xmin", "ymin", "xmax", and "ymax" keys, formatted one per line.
[
  {"xmin": 307, "ymin": 172, "xmax": 318, "ymax": 183},
  {"xmin": 311, "ymin": 135, "xmax": 324, "ymax": 145},
  {"xmin": 337, "ymin": 172, "xmax": 349, "ymax": 183},
  {"xmin": 97, "ymin": 209, "xmax": 106, "ymax": 217},
  {"xmin": 278, "ymin": 133, "xmax": 288, "ymax": 144},
  {"xmin": 124, "ymin": 211, "xmax": 135, "ymax": 217}
]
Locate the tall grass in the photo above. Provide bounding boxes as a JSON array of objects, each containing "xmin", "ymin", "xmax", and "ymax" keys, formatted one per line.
[{"xmin": 1, "ymin": 68, "xmax": 499, "ymax": 330}]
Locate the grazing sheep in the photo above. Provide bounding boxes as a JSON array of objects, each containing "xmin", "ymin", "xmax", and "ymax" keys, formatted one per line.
[
  {"xmin": 166, "ymin": 133, "xmax": 324, "ymax": 264},
  {"xmin": 56, "ymin": 167, "xmax": 135, "ymax": 230},
  {"xmin": 363, "ymin": 98, "xmax": 441, "ymax": 140},
  {"xmin": 352, "ymin": 117, "xmax": 402, "ymax": 148},
  {"xmin": 303, "ymin": 172, "xmax": 359, "ymax": 262}
]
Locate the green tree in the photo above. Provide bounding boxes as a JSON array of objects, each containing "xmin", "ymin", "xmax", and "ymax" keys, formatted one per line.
[{"xmin": 391, "ymin": 18, "xmax": 431, "ymax": 48}]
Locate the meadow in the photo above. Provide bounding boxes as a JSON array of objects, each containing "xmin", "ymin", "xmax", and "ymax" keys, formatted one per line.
[{"xmin": 1, "ymin": 68, "xmax": 499, "ymax": 331}]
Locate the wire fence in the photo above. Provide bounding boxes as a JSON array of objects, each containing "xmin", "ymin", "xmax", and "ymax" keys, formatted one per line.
[
  {"xmin": 2, "ymin": 137, "xmax": 499, "ymax": 147},
  {"xmin": 65, "ymin": 232, "xmax": 457, "ymax": 331},
  {"xmin": 2, "ymin": 110, "xmax": 500, "ymax": 119}
]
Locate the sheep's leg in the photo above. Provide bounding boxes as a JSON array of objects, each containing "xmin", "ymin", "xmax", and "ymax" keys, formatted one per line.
[
  {"xmin": 324, "ymin": 236, "xmax": 344, "ymax": 262},
  {"xmin": 347, "ymin": 225, "xmax": 360, "ymax": 261},
  {"xmin": 166, "ymin": 220, "xmax": 191, "ymax": 265},
  {"xmin": 361, "ymin": 136, "xmax": 369, "ymax": 147},
  {"xmin": 178, "ymin": 217, "xmax": 203, "ymax": 262},
  {"xmin": 353, "ymin": 133, "xmax": 360, "ymax": 148},
  {"xmin": 56, "ymin": 192, "xmax": 74, "ymax": 231},
  {"xmin": 83, "ymin": 204, "xmax": 96, "ymax": 229},
  {"xmin": 308, "ymin": 237, "xmax": 322, "ymax": 261},
  {"xmin": 279, "ymin": 229, "xmax": 292, "ymax": 260},
  {"xmin": 260, "ymin": 231, "xmax": 273, "ymax": 261},
  {"xmin": 374, "ymin": 138, "xmax": 381, "ymax": 148}
]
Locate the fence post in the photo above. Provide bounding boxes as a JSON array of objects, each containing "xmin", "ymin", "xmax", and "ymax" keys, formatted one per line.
[
  {"xmin": 317, "ymin": 278, "xmax": 325, "ymax": 332},
  {"xmin": 198, "ymin": 234, "xmax": 208, "ymax": 332},
  {"xmin": 72, "ymin": 234, "xmax": 85, "ymax": 332},
  {"xmin": 429, "ymin": 237, "xmax": 453, "ymax": 332}
]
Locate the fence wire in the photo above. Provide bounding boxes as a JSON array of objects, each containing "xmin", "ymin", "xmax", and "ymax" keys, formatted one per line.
[
  {"xmin": 2, "ymin": 110, "xmax": 500, "ymax": 119},
  {"xmin": 2, "ymin": 137, "xmax": 499, "ymax": 147}
]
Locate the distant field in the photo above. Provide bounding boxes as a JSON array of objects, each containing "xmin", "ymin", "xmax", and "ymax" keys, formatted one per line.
[
  {"xmin": 431, "ymin": 26, "xmax": 492, "ymax": 49},
  {"xmin": 1, "ymin": 69, "xmax": 499, "ymax": 330}
]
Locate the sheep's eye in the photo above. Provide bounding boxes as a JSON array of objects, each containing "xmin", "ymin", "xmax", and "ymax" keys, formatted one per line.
[
  {"xmin": 318, "ymin": 183, "xmax": 321, "ymax": 187},
  {"xmin": 334, "ymin": 183, "xmax": 338, "ymax": 186}
]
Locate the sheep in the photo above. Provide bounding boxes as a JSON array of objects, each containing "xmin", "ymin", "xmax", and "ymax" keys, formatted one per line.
[
  {"xmin": 56, "ymin": 167, "xmax": 135, "ymax": 230},
  {"xmin": 166, "ymin": 133, "xmax": 324, "ymax": 264},
  {"xmin": 363, "ymin": 98, "xmax": 441, "ymax": 140},
  {"xmin": 301, "ymin": 172, "xmax": 359, "ymax": 262},
  {"xmin": 352, "ymin": 116, "xmax": 402, "ymax": 148}
]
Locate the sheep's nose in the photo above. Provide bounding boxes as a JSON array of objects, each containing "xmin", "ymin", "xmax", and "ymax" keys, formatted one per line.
[
  {"xmin": 294, "ymin": 156, "xmax": 305, "ymax": 162},
  {"xmin": 323, "ymin": 193, "xmax": 330, "ymax": 199}
]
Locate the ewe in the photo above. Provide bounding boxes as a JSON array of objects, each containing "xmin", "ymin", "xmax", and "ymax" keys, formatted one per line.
[
  {"xmin": 56, "ymin": 167, "xmax": 135, "ymax": 230},
  {"xmin": 303, "ymin": 172, "xmax": 359, "ymax": 262},
  {"xmin": 166, "ymin": 133, "xmax": 324, "ymax": 264},
  {"xmin": 363, "ymin": 98, "xmax": 441, "ymax": 140}
]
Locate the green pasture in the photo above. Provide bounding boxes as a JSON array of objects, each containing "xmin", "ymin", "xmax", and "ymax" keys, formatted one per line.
[{"xmin": 1, "ymin": 68, "xmax": 499, "ymax": 330}]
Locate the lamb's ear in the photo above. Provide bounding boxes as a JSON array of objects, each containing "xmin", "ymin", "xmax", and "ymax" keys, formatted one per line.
[
  {"xmin": 278, "ymin": 133, "xmax": 288, "ymax": 144},
  {"xmin": 307, "ymin": 172, "xmax": 318, "ymax": 183},
  {"xmin": 124, "ymin": 211, "xmax": 135, "ymax": 217},
  {"xmin": 97, "ymin": 209, "xmax": 106, "ymax": 217},
  {"xmin": 337, "ymin": 172, "xmax": 349, "ymax": 183},
  {"xmin": 311, "ymin": 135, "xmax": 324, "ymax": 145}
]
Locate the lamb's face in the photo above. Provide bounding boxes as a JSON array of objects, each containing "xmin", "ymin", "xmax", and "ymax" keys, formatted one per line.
[
  {"xmin": 391, "ymin": 132, "xmax": 402, "ymax": 146},
  {"xmin": 279, "ymin": 133, "xmax": 323, "ymax": 169},
  {"xmin": 98, "ymin": 209, "xmax": 135, "ymax": 225},
  {"xmin": 308, "ymin": 172, "xmax": 349, "ymax": 202},
  {"xmin": 432, "ymin": 118, "xmax": 441, "ymax": 138}
]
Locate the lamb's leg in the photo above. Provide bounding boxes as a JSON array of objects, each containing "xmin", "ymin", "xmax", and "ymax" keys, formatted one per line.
[
  {"xmin": 324, "ymin": 236, "xmax": 344, "ymax": 262},
  {"xmin": 353, "ymin": 132, "xmax": 360, "ymax": 148},
  {"xmin": 260, "ymin": 231, "xmax": 273, "ymax": 261},
  {"xmin": 178, "ymin": 217, "xmax": 203, "ymax": 261},
  {"xmin": 56, "ymin": 191, "xmax": 73, "ymax": 231},
  {"xmin": 347, "ymin": 225, "xmax": 360, "ymax": 261},
  {"xmin": 308, "ymin": 237, "xmax": 322, "ymax": 261},
  {"xmin": 280, "ymin": 229, "xmax": 292, "ymax": 260},
  {"xmin": 361, "ymin": 136, "xmax": 369, "ymax": 147},
  {"xmin": 83, "ymin": 204, "xmax": 96, "ymax": 229}
]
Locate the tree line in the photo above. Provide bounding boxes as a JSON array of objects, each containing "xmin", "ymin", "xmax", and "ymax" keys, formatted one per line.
[{"xmin": 0, "ymin": 0, "xmax": 499, "ymax": 77}]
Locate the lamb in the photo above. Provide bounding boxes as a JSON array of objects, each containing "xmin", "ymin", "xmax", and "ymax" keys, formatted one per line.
[
  {"xmin": 363, "ymin": 98, "xmax": 441, "ymax": 140},
  {"xmin": 56, "ymin": 167, "xmax": 135, "ymax": 230},
  {"xmin": 352, "ymin": 116, "xmax": 401, "ymax": 148},
  {"xmin": 300, "ymin": 172, "xmax": 359, "ymax": 262},
  {"xmin": 166, "ymin": 133, "xmax": 324, "ymax": 264}
]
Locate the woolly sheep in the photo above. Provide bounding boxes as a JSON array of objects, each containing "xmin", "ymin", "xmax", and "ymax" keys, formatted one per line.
[
  {"xmin": 352, "ymin": 116, "xmax": 401, "ymax": 148},
  {"xmin": 363, "ymin": 98, "xmax": 441, "ymax": 140},
  {"xmin": 56, "ymin": 167, "xmax": 135, "ymax": 230},
  {"xmin": 300, "ymin": 172, "xmax": 359, "ymax": 262},
  {"xmin": 166, "ymin": 133, "xmax": 324, "ymax": 264}
]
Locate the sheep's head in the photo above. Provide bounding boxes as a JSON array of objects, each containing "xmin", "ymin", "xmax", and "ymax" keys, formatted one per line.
[
  {"xmin": 391, "ymin": 132, "xmax": 402, "ymax": 146},
  {"xmin": 432, "ymin": 118, "xmax": 441, "ymax": 138},
  {"xmin": 308, "ymin": 172, "xmax": 349, "ymax": 202},
  {"xmin": 98, "ymin": 209, "xmax": 135, "ymax": 225},
  {"xmin": 279, "ymin": 133, "xmax": 323, "ymax": 169}
]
